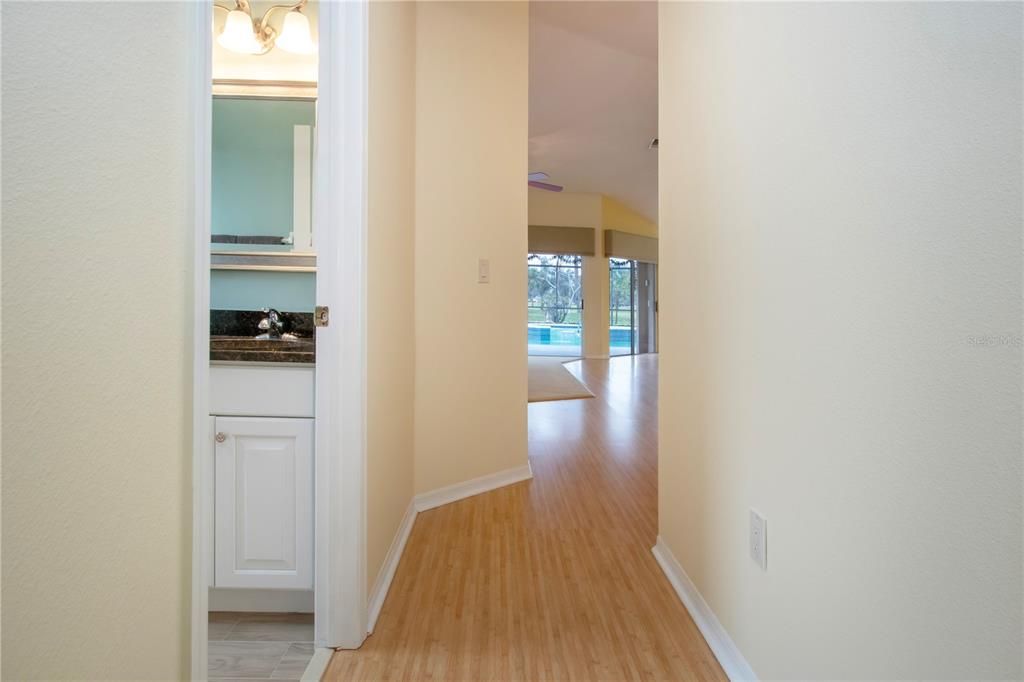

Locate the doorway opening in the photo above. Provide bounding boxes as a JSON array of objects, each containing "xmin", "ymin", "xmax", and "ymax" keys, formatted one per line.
[
  {"xmin": 192, "ymin": 1, "xmax": 369, "ymax": 678},
  {"xmin": 206, "ymin": 6, "xmax": 320, "ymax": 677}
]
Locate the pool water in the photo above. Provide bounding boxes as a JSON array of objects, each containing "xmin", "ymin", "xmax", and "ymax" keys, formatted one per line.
[
  {"xmin": 609, "ymin": 327, "xmax": 633, "ymax": 347},
  {"xmin": 528, "ymin": 324, "xmax": 633, "ymax": 348},
  {"xmin": 528, "ymin": 324, "xmax": 580, "ymax": 346}
]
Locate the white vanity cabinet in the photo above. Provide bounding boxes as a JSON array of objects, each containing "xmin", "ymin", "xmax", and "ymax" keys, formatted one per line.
[
  {"xmin": 210, "ymin": 364, "xmax": 315, "ymax": 418},
  {"xmin": 208, "ymin": 365, "xmax": 315, "ymax": 593},
  {"xmin": 214, "ymin": 416, "xmax": 314, "ymax": 590}
]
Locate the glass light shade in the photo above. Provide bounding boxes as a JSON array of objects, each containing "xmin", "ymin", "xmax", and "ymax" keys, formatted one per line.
[
  {"xmin": 218, "ymin": 9, "xmax": 262, "ymax": 54},
  {"xmin": 275, "ymin": 11, "xmax": 315, "ymax": 55}
]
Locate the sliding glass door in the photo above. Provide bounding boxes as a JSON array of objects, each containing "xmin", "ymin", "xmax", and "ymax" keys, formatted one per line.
[
  {"xmin": 609, "ymin": 258, "xmax": 636, "ymax": 356},
  {"xmin": 527, "ymin": 253, "xmax": 583, "ymax": 357},
  {"xmin": 636, "ymin": 262, "xmax": 657, "ymax": 354},
  {"xmin": 609, "ymin": 258, "xmax": 657, "ymax": 356}
]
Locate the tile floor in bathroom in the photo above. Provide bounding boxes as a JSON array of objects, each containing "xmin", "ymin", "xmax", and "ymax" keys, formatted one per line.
[{"xmin": 209, "ymin": 612, "xmax": 315, "ymax": 680}]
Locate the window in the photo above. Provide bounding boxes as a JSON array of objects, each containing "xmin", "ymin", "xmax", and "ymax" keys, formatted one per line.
[{"xmin": 527, "ymin": 253, "xmax": 583, "ymax": 357}]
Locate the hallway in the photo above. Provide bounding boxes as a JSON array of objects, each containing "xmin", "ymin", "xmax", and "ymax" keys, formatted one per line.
[{"xmin": 325, "ymin": 355, "xmax": 724, "ymax": 680}]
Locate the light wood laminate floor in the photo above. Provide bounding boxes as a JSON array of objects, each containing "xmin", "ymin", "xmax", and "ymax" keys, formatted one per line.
[{"xmin": 326, "ymin": 355, "xmax": 725, "ymax": 680}]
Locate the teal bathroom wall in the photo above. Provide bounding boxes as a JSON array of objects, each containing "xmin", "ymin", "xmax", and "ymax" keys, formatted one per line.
[
  {"xmin": 210, "ymin": 270, "xmax": 315, "ymax": 313},
  {"xmin": 212, "ymin": 97, "xmax": 315, "ymax": 240},
  {"xmin": 211, "ymin": 97, "xmax": 317, "ymax": 313}
]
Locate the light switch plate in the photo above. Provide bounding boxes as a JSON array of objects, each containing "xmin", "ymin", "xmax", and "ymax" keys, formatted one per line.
[
  {"xmin": 749, "ymin": 509, "xmax": 767, "ymax": 571},
  {"xmin": 478, "ymin": 258, "xmax": 490, "ymax": 284}
]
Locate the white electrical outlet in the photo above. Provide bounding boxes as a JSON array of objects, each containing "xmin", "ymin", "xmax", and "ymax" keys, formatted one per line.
[{"xmin": 749, "ymin": 509, "xmax": 767, "ymax": 570}]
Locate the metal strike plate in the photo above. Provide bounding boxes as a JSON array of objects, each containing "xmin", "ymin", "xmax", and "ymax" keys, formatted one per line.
[{"xmin": 314, "ymin": 305, "xmax": 329, "ymax": 327}]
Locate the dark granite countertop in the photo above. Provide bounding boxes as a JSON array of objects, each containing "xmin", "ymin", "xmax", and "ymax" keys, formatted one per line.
[
  {"xmin": 211, "ymin": 310, "xmax": 316, "ymax": 364},
  {"xmin": 211, "ymin": 336, "xmax": 315, "ymax": 364}
]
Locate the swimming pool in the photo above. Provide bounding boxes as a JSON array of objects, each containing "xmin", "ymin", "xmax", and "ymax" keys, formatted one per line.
[
  {"xmin": 527, "ymin": 324, "xmax": 634, "ymax": 353},
  {"xmin": 528, "ymin": 324, "xmax": 581, "ymax": 346}
]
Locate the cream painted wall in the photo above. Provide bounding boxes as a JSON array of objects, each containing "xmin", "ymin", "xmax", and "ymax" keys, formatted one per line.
[
  {"xmin": 579, "ymin": 251, "xmax": 610, "ymax": 360},
  {"xmin": 659, "ymin": 3, "xmax": 1022, "ymax": 679},
  {"xmin": 528, "ymin": 188, "xmax": 602, "ymax": 228},
  {"xmin": 414, "ymin": 1, "xmax": 528, "ymax": 493},
  {"xmin": 366, "ymin": 0, "xmax": 416, "ymax": 592},
  {"xmin": 1, "ymin": 3, "xmax": 191, "ymax": 679}
]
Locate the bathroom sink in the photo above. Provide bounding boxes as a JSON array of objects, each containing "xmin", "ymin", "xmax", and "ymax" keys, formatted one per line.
[{"xmin": 210, "ymin": 335, "xmax": 315, "ymax": 363}]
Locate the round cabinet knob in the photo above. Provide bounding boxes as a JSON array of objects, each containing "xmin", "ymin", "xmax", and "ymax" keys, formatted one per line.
[{"xmin": 215, "ymin": 432, "xmax": 227, "ymax": 443}]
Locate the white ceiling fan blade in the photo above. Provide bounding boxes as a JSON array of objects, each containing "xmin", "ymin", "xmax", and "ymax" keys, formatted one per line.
[
  {"xmin": 527, "ymin": 172, "xmax": 549, "ymax": 181},
  {"xmin": 528, "ymin": 180, "xmax": 563, "ymax": 192}
]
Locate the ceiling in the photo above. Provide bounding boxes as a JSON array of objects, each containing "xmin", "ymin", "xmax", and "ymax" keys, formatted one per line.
[{"xmin": 529, "ymin": 2, "xmax": 658, "ymax": 221}]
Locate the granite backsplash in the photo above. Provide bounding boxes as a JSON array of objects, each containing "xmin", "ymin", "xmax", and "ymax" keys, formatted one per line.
[{"xmin": 211, "ymin": 309, "xmax": 315, "ymax": 338}]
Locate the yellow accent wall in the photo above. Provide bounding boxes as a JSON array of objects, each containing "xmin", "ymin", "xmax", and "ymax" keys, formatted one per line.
[
  {"xmin": 601, "ymin": 195, "xmax": 657, "ymax": 238},
  {"xmin": 2, "ymin": 3, "xmax": 192, "ymax": 678}
]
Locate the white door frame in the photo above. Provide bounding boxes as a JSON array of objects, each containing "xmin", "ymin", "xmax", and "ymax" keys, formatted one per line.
[
  {"xmin": 312, "ymin": 0, "xmax": 369, "ymax": 651},
  {"xmin": 189, "ymin": 0, "xmax": 369, "ymax": 677},
  {"xmin": 189, "ymin": 2, "xmax": 213, "ymax": 678}
]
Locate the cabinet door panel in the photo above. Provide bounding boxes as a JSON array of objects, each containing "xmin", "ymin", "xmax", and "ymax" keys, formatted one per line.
[{"xmin": 215, "ymin": 417, "xmax": 313, "ymax": 589}]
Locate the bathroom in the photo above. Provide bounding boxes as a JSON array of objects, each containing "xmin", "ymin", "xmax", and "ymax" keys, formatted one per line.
[{"xmin": 207, "ymin": 1, "xmax": 319, "ymax": 678}]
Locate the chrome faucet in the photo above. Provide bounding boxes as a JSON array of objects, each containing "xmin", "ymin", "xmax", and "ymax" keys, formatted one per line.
[{"xmin": 256, "ymin": 308, "xmax": 284, "ymax": 339}]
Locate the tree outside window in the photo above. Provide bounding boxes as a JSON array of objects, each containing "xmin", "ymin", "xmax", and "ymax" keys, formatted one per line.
[
  {"xmin": 609, "ymin": 258, "xmax": 634, "ymax": 327},
  {"xmin": 528, "ymin": 253, "xmax": 582, "ymax": 324}
]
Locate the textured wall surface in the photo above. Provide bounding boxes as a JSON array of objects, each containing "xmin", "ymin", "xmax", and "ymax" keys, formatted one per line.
[
  {"xmin": 366, "ymin": 0, "xmax": 417, "ymax": 593},
  {"xmin": 658, "ymin": 2, "xmax": 1023, "ymax": 678},
  {"xmin": 414, "ymin": 2, "xmax": 529, "ymax": 493},
  {"xmin": 1, "ymin": 2, "xmax": 192, "ymax": 678}
]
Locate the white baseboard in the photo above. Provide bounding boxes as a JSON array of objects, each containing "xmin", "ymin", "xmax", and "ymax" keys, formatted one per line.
[
  {"xmin": 209, "ymin": 587, "xmax": 314, "ymax": 613},
  {"xmin": 367, "ymin": 499, "xmax": 417, "ymax": 633},
  {"xmin": 414, "ymin": 462, "xmax": 533, "ymax": 513},
  {"xmin": 651, "ymin": 537, "xmax": 757, "ymax": 681},
  {"xmin": 300, "ymin": 647, "xmax": 333, "ymax": 681},
  {"xmin": 363, "ymin": 462, "xmax": 534, "ymax": 634}
]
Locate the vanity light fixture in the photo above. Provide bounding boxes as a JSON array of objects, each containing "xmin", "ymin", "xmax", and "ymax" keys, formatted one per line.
[{"xmin": 214, "ymin": 0, "xmax": 315, "ymax": 56}]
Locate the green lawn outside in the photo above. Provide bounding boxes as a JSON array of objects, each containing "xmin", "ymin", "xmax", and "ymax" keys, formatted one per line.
[
  {"xmin": 528, "ymin": 307, "xmax": 581, "ymax": 324},
  {"xmin": 528, "ymin": 308, "xmax": 635, "ymax": 326}
]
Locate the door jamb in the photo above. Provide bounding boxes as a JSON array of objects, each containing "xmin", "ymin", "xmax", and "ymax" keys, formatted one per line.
[
  {"xmin": 313, "ymin": 0, "xmax": 369, "ymax": 650},
  {"xmin": 189, "ymin": 1, "xmax": 212, "ymax": 678}
]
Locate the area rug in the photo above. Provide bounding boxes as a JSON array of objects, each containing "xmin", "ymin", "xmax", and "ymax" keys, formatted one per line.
[{"xmin": 528, "ymin": 357, "xmax": 595, "ymax": 403}]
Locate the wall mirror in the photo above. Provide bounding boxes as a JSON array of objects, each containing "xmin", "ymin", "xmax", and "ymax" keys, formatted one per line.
[{"xmin": 211, "ymin": 79, "xmax": 317, "ymax": 271}]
